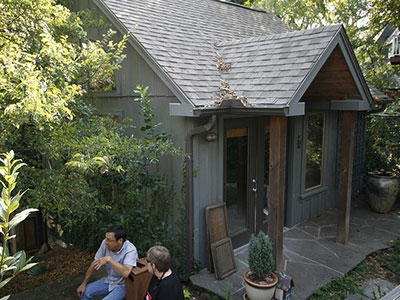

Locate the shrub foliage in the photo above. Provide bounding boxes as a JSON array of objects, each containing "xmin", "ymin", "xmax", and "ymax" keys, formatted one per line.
[
  {"xmin": 248, "ymin": 231, "xmax": 275, "ymax": 281},
  {"xmin": 0, "ymin": 0, "xmax": 187, "ymax": 276}
]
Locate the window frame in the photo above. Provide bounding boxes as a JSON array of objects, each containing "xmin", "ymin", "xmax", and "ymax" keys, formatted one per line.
[{"xmin": 303, "ymin": 112, "xmax": 326, "ymax": 192}]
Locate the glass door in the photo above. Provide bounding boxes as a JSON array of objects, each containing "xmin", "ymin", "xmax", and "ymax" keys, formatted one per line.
[{"xmin": 224, "ymin": 119, "xmax": 257, "ymax": 248}]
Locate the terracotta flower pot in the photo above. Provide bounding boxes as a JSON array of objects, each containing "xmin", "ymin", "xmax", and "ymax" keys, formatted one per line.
[
  {"xmin": 243, "ymin": 269, "xmax": 278, "ymax": 300},
  {"xmin": 366, "ymin": 172, "xmax": 399, "ymax": 214}
]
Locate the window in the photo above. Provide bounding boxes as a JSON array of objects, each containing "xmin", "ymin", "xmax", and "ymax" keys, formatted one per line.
[{"xmin": 305, "ymin": 113, "xmax": 325, "ymax": 190}]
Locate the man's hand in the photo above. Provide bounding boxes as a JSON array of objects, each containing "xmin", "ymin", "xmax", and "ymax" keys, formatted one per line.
[
  {"xmin": 77, "ymin": 283, "xmax": 86, "ymax": 298},
  {"xmin": 93, "ymin": 256, "xmax": 110, "ymax": 270}
]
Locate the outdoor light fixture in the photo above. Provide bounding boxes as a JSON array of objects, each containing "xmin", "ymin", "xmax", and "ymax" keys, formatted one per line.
[{"xmin": 205, "ymin": 132, "xmax": 217, "ymax": 142}]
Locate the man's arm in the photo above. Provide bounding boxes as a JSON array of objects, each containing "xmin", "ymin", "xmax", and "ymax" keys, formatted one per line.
[
  {"xmin": 94, "ymin": 256, "xmax": 133, "ymax": 278},
  {"xmin": 77, "ymin": 260, "xmax": 96, "ymax": 298}
]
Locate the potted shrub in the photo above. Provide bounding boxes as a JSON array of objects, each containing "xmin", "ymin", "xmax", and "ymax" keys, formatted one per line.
[
  {"xmin": 366, "ymin": 170, "xmax": 399, "ymax": 214},
  {"xmin": 243, "ymin": 231, "xmax": 278, "ymax": 300}
]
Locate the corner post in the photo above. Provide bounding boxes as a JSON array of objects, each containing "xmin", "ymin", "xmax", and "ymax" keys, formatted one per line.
[
  {"xmin": 268, "ymin": 116, "xmax": 287, "ymax": 271},
  {"xmin": 336, "ymin": 111, "xmax": 356, "ymax": 244}
]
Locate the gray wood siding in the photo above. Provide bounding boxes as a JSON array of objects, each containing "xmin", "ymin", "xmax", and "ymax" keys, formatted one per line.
[
  {"xmin": 75, "ymin": 0, "xmax": 190, "ymax": 221},
  {"xmin": 74, "ymin": 0, "xmax": 222, "ymax": 265},
  {"xmin": 286, "ymin": 112, "xmax": 339, "ymax": 227},
  {"xmin": 192, "ymin": 117, "xmax": 223, "ymax": 265}
]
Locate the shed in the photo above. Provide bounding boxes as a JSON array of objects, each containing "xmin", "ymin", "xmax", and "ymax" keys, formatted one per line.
[{"xmin": 77, "ymin": 0, "xmax": 373, "ymax": 276}]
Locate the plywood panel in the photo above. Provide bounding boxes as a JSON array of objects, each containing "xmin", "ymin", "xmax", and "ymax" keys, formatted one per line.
[
  {"xmin": 205, "ymin": 203, "xmax": 229, "ymax": 244},
  {"xmin": 210, "ymin": 238, "xmax": 236, "ymax": 280},
  {"xmin": 205, "ymin": 203, "xmax": 229, "ymax": 271}
]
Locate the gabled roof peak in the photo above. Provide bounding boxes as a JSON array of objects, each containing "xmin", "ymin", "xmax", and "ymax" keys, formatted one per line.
[{"xmin": 95, "ymin": 0, "xmax": 372, "ymax": 116}]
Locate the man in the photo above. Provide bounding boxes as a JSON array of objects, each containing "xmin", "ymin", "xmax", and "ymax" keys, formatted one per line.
[
  {"xmin": 77, "ymin": 225, "xmax": 138, "ymax": 300},
  {"xmin": 144, "ymin": 246, "xmax": 184, "ymax": 300}
]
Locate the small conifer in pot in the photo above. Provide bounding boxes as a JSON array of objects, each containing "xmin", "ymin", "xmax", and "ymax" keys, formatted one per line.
[
  {"xmin": 248, "ymin": 231, "xmax": 275, "ymax": 283},
  {"xmin": 244, "ymin": 231, "xmax": 278, "ymax": 300}
]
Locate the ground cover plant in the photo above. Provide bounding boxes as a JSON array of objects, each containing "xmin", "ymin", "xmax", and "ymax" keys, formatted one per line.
[{"xmin": 309, "ymin": 236, "xmax": 400, "ymax": 299}]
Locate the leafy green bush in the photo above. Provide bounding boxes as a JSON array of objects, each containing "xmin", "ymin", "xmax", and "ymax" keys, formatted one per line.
[
  {"xmin": 248, "ymin": 231, "xmax": 275, "ymax": 281},
  {"xmin": 0, "ymin": 0, "xmax": 188, "ymax": 277},
  {"xmin": 365, "ymin": 103, "xmax": 400, "ymax": 177},
  {"xmin": 0, "ymin": 151, "xmax": 38, "ymax": 299},
  {"xmin": 10, "ymin": 86, "xmax": 187, "ymax": 275}
]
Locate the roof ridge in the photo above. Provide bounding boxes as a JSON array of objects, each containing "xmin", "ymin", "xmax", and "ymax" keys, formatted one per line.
[
  {"xmin": 211, "ymin": 0, "xmax": 275, "ymax": 14},
  {"xmin": 211, "ymin": 0, "xmax": 289, "ymax": 26},
  {"xmin": 215, "ymin": 24, "xmax": 342, "ymax": 47}
]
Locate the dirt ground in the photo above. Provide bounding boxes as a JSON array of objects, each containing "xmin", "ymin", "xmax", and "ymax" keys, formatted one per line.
[
  {"xmin": 0, "ymin": 244, "xmax": 214, "ymax": 299},
  {"xmin": 4, "ymin": 242, "xmax": 399, "ymax": 300},
  {"xmin": 0, "ymin": 245, "xmax": 94, "ymax": 297}
]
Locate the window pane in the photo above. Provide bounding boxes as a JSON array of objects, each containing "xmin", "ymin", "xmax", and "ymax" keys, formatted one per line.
[
  {"xmin": 226, "ymin": 128, "xmax": 248, "ymax": 235},
  {"xmin": 305, "ymin": 113, "xmax": 324, "ymax": 190},
  {"xmin": 263, "ymin": 121, "xmax": 270, "ymax": 221}
]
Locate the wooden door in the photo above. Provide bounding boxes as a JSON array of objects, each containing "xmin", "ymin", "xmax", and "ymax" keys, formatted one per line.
[{"xmin": 224, "ymin": 118, "xmax": 268, "ymax": 248}]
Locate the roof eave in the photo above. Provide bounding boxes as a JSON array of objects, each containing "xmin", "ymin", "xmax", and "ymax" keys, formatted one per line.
[{"xmin": 192, "ymin": 105, "xmax": 291, "ymax": 117}]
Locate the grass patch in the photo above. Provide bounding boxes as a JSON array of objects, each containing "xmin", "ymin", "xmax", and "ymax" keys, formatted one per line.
[{"xmin": 309, "ymin": 236, "xmax": 400, "ymax": 300}]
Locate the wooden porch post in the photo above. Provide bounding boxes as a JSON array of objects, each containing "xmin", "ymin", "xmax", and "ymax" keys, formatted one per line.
[
  {"xmin": 336, "ymin": 111, "xmax": 356, "ymax": 244},
  {"xmin": 268, "ymin": 116, "xmax": 287, "ymax": 271}
]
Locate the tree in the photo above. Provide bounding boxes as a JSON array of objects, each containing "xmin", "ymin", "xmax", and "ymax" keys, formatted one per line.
[
  {"xmin": 230, "ymin": 0, "xmax": 248, "ymax": 4},
  {"xmin": 244, "ymin": 0, "xmax": 332, "ymax": 30},
  {"xmin": 0, "ymin": 151, "xmax": 37, "ymax": 300},
  {"xmin": 0, "ymin": 0, "xmax": 126, "ymax": 128},
  {"xmin": 0, "ymin": 0, "xmax": 186, "ymax": 271},
  {"xmin": 371, "ymin": 0, "xmax": 400, "ymax": 27}
]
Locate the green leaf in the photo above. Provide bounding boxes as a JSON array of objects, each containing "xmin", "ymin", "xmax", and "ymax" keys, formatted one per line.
[
  {"xmin": 15, "ymin": 251, "xmax": 26, "ymax": 273},
  {"xmin": 0, "ymin": 277, "xmax": 12, "ymax": 289},
  {"xmin": 9, "ymin": 209, "xmax": 38, "ymax": 230},
  {"xmin": 20, "ymin": 262, "xmax": 37, "ymax": 272},
  {"xmin": 7, "ymin": 201, "xmax": 19, "ymax": 215}
]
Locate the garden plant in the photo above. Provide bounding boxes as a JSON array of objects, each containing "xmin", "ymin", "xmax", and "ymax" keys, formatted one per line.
[
  {"xmin": 309, "ymin": 236, "xmax": 400, "ymax": 299},
  {"xmin": 0, "ymin": 0, "xmax": 188, "ymax": 277},
  {"xmin": 0, "ymin": 151, "xmax": 37, "ymax": 300}
]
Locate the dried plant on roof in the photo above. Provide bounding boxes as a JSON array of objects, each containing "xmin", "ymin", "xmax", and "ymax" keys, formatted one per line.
[
  {"xmin": 209, "ymin": 80, "xmax": 253, "ymax": 107},
  {"xmin": 216, "ymin": 53, "xmax": 231, "ymax": 71}
]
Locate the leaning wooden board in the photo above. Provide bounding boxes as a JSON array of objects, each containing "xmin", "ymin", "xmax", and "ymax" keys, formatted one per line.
[
  {"xmin": 205, "ymin": 203, "xmax": 229, "ymax": 271},
  {"xmin": 205, "ymin": 202, "xmax": 236, "ymax": 278},
  {"xmin": 210, "ymin": 237, "xmax": 236, "ymax": 280}
]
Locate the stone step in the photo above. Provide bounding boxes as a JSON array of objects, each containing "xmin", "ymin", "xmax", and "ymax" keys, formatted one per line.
[{"xmin": 380, "ymin": 285, "xmax": 400, "ymax": 300}]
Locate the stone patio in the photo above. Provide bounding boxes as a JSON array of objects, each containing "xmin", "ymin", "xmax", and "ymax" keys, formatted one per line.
[{"xmin": 190, "ymin": 194, "xmax": 400, "ymax": 300}]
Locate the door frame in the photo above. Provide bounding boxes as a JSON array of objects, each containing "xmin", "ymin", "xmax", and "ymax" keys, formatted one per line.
[{"xmin": 223, "ymin": 117, "xmax": 267, "ymax": 248}]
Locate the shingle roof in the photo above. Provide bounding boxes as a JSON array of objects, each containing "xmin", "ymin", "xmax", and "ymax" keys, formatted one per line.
[
  {"xmin": 97, "ymin": 0, "xmax": 371, "ymax": 114},
  {"xmin": 217, "ymin": 25, "xmax": 341, "ymax": 107}
]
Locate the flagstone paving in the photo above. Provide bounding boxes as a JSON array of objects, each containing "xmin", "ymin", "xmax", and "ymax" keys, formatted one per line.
[{"xmin": 190, "ymin": 194, "xmax": 400, "ymax": 300}]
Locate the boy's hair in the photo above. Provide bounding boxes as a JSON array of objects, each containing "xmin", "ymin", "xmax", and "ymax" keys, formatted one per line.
[
  {"xmin": 106, "ymin": 225, "xmax": 126, "ymax": 242},
  {"xmin": 147, "ymin": 246, "xmax": 171, "ymax": 272}
]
